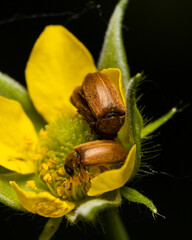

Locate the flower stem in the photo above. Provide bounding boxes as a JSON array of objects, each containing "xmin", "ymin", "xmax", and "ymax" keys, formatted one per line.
[
  {"xmin": 102, "ymin": 210, "xmax": 130, "ymax": 240},
  {"xmin": 38, "ymin": 217, "xmax": 63, "ymax": 240}
]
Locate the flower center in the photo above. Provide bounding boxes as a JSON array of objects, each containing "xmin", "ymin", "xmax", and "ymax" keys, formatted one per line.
[{"xmin": 35, "ymin": 114, "xmax": 97, "ymax": 201}]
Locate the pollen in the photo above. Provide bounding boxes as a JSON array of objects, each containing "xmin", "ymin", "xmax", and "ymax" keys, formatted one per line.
[
  {"xmin": 47, "ymin": 159, "xmax": 56, "ymax": 168},
  {"xmin": 57, "ymin": 186, "xmax": 63, "ymax": 197},
  {"xmin": 41, "ymin": 163, "xmax": 49, "ymax": 171},
  {"xmin": 43, "ymin": 173, "xmax": 52, "ymax": 183},
  {"xmin": 58, "ymin": 167, "xmax": 65, "ymax": 175},
  {"xmin": 33, "ymin": 154, "xmax": 42, "ymax": 161},
  {"xmin": 26, "ymin": 180, "xmax": 37, "ymax": 190}
]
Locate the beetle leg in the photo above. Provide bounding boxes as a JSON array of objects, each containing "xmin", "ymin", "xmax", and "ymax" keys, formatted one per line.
[
  {"xmin": 83, "ymin": 166, "xmax": 93, "ymax": 181},
  {"xmin": 86, "ymin": 132, "xmax": 95, "ymax": 141},
  {"xmin": 84, "ymin": 168, "xmax": 93, "ymax": 181},
  {"xmin": 78, "ymin": 169, "xmax": 84, "ymax": 183},
  {"xmin": 78, "ymin": 166, "xmax": 93, "ymax": 183}
]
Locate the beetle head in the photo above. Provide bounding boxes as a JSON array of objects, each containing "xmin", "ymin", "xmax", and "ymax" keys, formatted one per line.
[{"xmin": 64, "ymin": 150, "xmax": 81, "ymax": 176}]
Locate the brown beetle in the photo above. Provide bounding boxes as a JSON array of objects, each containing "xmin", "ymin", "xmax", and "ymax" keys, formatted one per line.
[
  {"xmin": 64, "ymin": 140, "xmax": 127, "ymax": 176},
  {"xmin": 71, "ymin": 72, "xmax": 126, "ymax": 139}
]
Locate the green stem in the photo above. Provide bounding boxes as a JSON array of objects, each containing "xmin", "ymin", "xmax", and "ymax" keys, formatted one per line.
[
  {"xmin": 103, "ymin": 210, "xmax": 130, "ymax": 240},
  {"xmin": 98, "ymin": 0, "xmax": 130, "ymax": 91},
  {"xmin": 38, "ymin": 217, "xmax": 63, "ymax": 240}
]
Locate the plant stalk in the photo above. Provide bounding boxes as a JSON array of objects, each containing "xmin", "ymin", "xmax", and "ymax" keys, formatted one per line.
[{"xmin": 102, "ymin": 210, "xmax": 130, "ymax": 240}]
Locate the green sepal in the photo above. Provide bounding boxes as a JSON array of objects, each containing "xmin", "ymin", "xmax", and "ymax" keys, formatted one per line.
[
  {"xmin": 0, "ymin": 172, "xmax": 46, "ymax": 211},
  {"xmin": 0, "ymin": 72, "xmax": 45, "ymax": 132},
  {"xmin": 121, "ymin": 186, "xmax": 157, "ymax": 214},
  {"xmin": 126, "ymin": 73, "xmax": 143, "ymax": 176},
  {"xmin": 0, "ymin": 172, "xmax": 34, "ymax": 210},
  {"xmin": 0, "ymin": 166, "xmax": 13, "ymax": 174},
  {"xmin": 39, "ymin": 217, "xmax": 63, "ymax": 240},
  {"xmin": 141, "ymin": 107, "xmax": 177, "ymax": 138},
  {"xmin": 97, "ymin": 0, "xmax": 130, "ymax": 91},
  {"xmin": 66, "ymin": 190, "xmax": 121, "ymax": 223}
]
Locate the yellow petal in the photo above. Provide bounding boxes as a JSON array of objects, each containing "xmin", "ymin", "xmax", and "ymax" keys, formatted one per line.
[
  {"xmin": 101, "ymin": 68, "xmax": 125, "ymax": 104},
  {"xmin": 10, "ymin": 181, "xmax": 75, "ymax": 217},
  {"xmin": 101, "ymin": 68, "xmax": 129, "ymax": 146},
  {"xmin": 87, "ymin": 145, "xmax": 136, "ymax": 196},
  {"xmin": 0, "ymin": 96, "xmax": 38, "ymax": 174},
  {"xmin": 25, "ymin": 25, "xmax": 97, "ymax": 123},
  {"xmin": 118, "ymin": 118, "xmax": 130, "ymax": 148}
]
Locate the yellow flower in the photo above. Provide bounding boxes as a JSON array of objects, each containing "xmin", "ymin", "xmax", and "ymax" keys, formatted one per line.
[{"xmin": 0, "ymin": 25, "xmax": 136, "ymax": 218}]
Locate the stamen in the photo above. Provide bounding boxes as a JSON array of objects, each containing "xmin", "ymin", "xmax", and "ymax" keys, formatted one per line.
[
  {"xmin": 43, "ymin": 173, "xmax": 52, "ymax": 183},
  {"xmin": 35, "ymin": 114, "xmax": 97, "ymax": 201},
  {"xmin": 58, "ymin": 168, "xmax": 65, "ymax": 175},
  {"xmin": 26, "ymin": 180, "xmax": 37, "ymax": 190},
  {"xmin": 41, "ymin": 163, "xmax": 49, "ymax": 171}
]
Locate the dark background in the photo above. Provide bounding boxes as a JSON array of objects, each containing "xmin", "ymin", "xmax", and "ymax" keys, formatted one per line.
[{"xmin": 0, "ymin": 0, "xmax": 191, "ymax": 239}]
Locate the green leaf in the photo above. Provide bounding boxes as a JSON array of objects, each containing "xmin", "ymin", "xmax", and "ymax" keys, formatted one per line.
[
  {"xmin": 141, "ymin": 107, "xmax": 177, "ymax": 138},
  {"xmin": 121, "ymin": 187, "xmax": 157, "ymax": 214},
  {"xmin": 97, "ymin": 0, "xmax": 130, "ymax": 91},
  {"xmin": 66, "ymin": 190, "xmax": 121, "ymax": 223},
  {"xmin": 126, "ymin": 73, "xmax": 143, "ymax": 176},
  {"xmin": 0, "ymin": 72, "xmax": 45, "ymax": 132},
  {"xmin": 39, "ymin": 217, "xmax": 63, "ymax": 240}
]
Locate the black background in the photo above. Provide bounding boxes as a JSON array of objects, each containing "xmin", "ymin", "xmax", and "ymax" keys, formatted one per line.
[{"xmin": 0, "ymin": 0, "xmax": 191, "ymax": 239}]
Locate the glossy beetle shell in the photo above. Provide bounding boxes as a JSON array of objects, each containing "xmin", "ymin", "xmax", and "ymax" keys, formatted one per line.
[
  {"xmin": 71, "ymin": 72, "xmax": 126, "ymax": 138},
  {"xmin": 83, "ymin": 73, "xmax": 125, "ymax": 118},
  {"xmin": 64, "ymin": 140, "xmax": 127, "ymax": 176}
]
